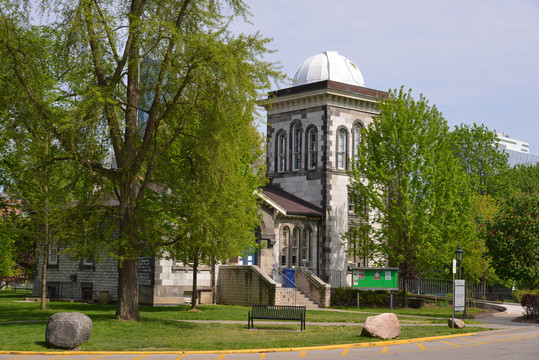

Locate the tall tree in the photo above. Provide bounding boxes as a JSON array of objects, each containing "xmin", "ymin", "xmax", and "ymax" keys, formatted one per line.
[
  {"xmin": 348, "ymin": 87, "xmax": 472, "ymax": 307},
  {"xmin": 0, "ymin": 1, "xmax": 280, "ymax": 320},
  {"xmin": 495, "ymin": 162, "xmax": 539, "ymax": 199},
  {"xmin": 484, "ymin": 191, "xmax": 539, "ymax": 289},
  {"xmin": 160, "ymin": 90, "xmax": 266, "ymax": 309},
  {"xmin": 450, "ymin": 123, "xmax": 509, "ymax": 196},
  {"xmin": 449, "ymin": 124, "xmax": 509, "ymax": 285},
  {"xmin": 461, "ymin": 194, "xmax": 502, "ymax": 290}
]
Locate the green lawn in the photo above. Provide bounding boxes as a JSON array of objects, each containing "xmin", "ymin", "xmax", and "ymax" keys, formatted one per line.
[{"xmin": 0, "ymin": 290, "xmax": 489, "ymax": 351}]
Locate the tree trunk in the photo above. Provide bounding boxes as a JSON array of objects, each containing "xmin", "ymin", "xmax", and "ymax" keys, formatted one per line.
[
  {"xmin": 115, "ymin": 182, "xmax": 141, "ymax": 321},
  {"xmin": 40, "ymin": 240, "xmax": 48, "ymax": 311},
  {"xmin": 211, "ymin": 260, "xmax": 216, "ymax": 304},
  {"xmin": 115, "ymin": 258, "xmax": 140, "ymax": 321},
  {"xmin": 402, "ymin": 275, "xmax": 409, "ymax": 308},
  {"xmin": 191, "ymin": 253, "xmax": 199, "ymax": 310},
  {"xmin": 401, "ymin": 264, "xmax": 409, "ymax": 308}
]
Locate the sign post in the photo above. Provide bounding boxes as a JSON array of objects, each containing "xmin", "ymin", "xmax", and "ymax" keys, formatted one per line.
[
  {"xmin": 452, "ymin": 259, "xmax": 456, "ymax": 330},
  {"xmin": 351, "ymin": 267, "xmax": 399, "ymax": 309}
]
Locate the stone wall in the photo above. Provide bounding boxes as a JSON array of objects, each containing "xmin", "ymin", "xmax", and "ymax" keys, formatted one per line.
[
  {"xmin": 217, "ymin": 265, "xmax": 277, "ymax": 306},
  {"xmin": 152, "ymin": 257, "xmax": 213, "ymax": 305},
  {"xmin": 33, "ymin": 247, "xmax": 118, "ymax": 302}
]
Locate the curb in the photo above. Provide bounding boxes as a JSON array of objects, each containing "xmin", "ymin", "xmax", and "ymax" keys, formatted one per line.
[{"xmin": 0, "ymin": 332, "xmax": 478, "ymax": 355}]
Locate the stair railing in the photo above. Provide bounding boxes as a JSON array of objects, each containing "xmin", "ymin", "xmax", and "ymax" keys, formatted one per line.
[{"xmin": 272, "ymin": 268, "xmax": 297, "ymax": 305}]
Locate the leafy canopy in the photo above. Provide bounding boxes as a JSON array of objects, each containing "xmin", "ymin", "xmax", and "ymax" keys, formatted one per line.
[
  {"xmin": 348, "ymin": 87, "xmax": 472, "ymax": 286},
  {"xmin": 484, "ymin": 191, "xmax": 539, "ymax": 289}
]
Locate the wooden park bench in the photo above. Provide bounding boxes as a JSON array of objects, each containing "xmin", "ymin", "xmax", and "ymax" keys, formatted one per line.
[{"xmin": 248, "ymin": 305, "xmax": 306, "ymax": 331}]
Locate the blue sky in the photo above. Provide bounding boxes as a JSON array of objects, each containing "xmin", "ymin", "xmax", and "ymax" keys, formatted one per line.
[{"xmin": 232, "ymin": 0, "xmax": 539, "ymax": 153}]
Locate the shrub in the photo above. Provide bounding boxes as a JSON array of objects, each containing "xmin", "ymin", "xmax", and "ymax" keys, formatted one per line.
[
  {"xmin": 520, "ymin": 292, "xmax": 539, "ymax": 320},
  {"xmin": 331, "ymin": 288, "xmax": 390, "ymax": 307}
]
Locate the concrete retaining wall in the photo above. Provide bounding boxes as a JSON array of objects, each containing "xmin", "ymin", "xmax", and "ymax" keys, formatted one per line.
[{"xmin": 217, "ymin": 265, "xmax": 277, "ymax": 305}]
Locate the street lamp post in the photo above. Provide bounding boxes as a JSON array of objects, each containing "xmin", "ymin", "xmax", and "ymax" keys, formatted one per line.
[{"xmin": 455, "ymin": 246, "xmax": 464, "ymax": 279}]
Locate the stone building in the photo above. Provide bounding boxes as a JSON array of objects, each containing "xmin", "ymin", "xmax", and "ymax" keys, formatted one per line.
[
  {"xmin": 32, "ymin": 51, "xmax": 386, "ymax": 306},
  {"xmin": 256, "ymin": 51, "xmax": 386, "ymax": 287}
]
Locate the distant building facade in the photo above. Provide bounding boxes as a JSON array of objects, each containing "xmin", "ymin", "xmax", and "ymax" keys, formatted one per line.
[{"xmin": 497, "ymin": 133, "xmax": 539, "ymax": 166}]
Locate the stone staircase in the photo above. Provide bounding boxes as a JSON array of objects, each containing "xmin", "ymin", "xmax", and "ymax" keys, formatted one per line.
[{"xmin": 294, "ymin": 289, "xmax": 320, "ymax": 310}]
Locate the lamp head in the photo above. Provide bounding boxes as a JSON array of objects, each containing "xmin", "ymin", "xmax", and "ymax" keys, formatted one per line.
[{"xmin": 455, "ymin": 245, "xmax": 464, "ymax": 262}]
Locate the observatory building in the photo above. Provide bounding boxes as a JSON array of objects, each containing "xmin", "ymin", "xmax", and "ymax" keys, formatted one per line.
[{"xmin": 257, "ymin": 51, "xmax": 387, "ymax": 286}]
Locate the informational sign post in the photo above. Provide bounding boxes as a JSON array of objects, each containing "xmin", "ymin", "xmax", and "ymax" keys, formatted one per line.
[
  {"xmin": 452, "ymin": 259, "xmax": 466, "ymax": 330},
  {"xmin": 351, "ymin": 267, "xmax": 399, "ymax": 290},
  {"xmin": 454, "ymin": 280, "xmax": 466, "ymax": 311},
  {"xmin": 351, "ymin": 267, "xmax": 399, "ymax": 309}
]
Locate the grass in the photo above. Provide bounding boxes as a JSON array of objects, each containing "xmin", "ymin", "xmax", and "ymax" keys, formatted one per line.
[{"xmin": 0, "ymin": 290, "xmax": 490, "ymax": 351}]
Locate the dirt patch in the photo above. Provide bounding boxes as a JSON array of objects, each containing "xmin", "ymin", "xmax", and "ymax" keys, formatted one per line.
[{"xmin": 513, "ymin": 315, "xmax": 539, "ymax": 324}]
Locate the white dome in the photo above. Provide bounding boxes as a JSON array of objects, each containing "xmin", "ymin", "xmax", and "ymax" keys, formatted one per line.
[{"xmin": 292, "ymin": 51, "xmax": 365, "ymax": 87}]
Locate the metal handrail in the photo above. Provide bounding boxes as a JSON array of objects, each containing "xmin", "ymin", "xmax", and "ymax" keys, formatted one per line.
[
  {"xmin": 273, "ymin": 268, "xmax": 298, "ymax": 287},
  {"xmin": 297, "ymin": 267, "xmax": 321, "ymax": 289},
  {"xmin": 272, "ymin": 269, "xmax": 297, "ymax": 304}
]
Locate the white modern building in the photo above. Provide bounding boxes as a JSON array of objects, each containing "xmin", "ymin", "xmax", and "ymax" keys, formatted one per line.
[{"xmin": 497, "ymin": 133, "xmax": 539, "ymax": 166}]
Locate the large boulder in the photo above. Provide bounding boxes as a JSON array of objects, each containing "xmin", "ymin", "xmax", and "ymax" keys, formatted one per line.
[
  {"xmin": 361, "ymin": 313, "xmax": 401, "ymax": 339},
  {"xmin": 45, "ymin": 312, "xmax": 92, "ymax": 349},
  {"xmin": 448, "ymin": 318, "xmax": 466, "ymax": 329}
]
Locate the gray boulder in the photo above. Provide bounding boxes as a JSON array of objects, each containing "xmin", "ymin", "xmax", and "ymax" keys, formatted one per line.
[
  {"xmin": 448, "ymin": 317, "xmax": 466, "ymax": 329},
  {"xmin": 45, "ymin": 312, "xmax": 92, "ymax": 349},
  {"xmin": 361, "ymin": 313, "xmax": 401, "ymax": 339}
]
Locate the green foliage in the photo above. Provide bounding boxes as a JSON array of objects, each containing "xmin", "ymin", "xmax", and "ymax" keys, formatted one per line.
[
  {"xmin": 0, "ymin": 216, "xmax": 14, "ymax": 279},
  {"xmin": 484, "ymin": 192, "xmax": 539, "ymax": 289},
  {"xmin": 1, "ymin": 1, "xmax": 282, "ymax": 320},
  {"xmin": 0, "ymin": 213, "xmax": 36, "ymax": 283},
  {"xmin": 331, "ymin": 288, "xmax": 389, "ymax": 307},
  {"xmin": 513, "ymin": 288, "xmax": 539, "ymax": 303},
  {"xmin": 494, "ymin": 163, "xmax": 539, "ymax": 200},
  {"xmin": 461, "ymin": 194, "xmax": 501, "ymax": 284},
  {"xmin": 348, "ymin": 87, "xmax": 473, "ymax": 305},
  {"xmin": 450, "ymin": 123, "xmax": 509, "ymax": 196}
]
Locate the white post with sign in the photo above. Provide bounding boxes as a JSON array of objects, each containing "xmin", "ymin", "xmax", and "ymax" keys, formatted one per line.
[{"xmin": 452, "ymin": 259, "xmax": 456, "ymax": 330}]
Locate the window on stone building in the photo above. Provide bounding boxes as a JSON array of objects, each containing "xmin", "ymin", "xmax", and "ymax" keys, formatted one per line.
[
  {"xmin": 80, "ymin": 257, "xmax": 95, "ymax": 270},
  {"xmin": 301, "ymin": 228, "xmax": 311, "ymax": 266},
  {"xmin": 337, "ymin": 128, "xmax": 348, "ymax": 169},
  {"xmin": 48, "ymin": 241, "xmax": 58, "ymax": 267},
  {"xmin": 293, "ymin": 124, "xmax": 301, "ymax": 171},
  {"xmin": 292, "ymin": 227, "xmax": 299, "ymax": 266},
  {"xmin": 354, "ymin": 123, "xmax": 362, "ymax": 161},
  {"xmin": 307, "ymin": 128, "xmax": 317, "ymax": 169},
  {"xmin": 281, "ymin": 226, "xmax": 290, "ymax": 266},
  {"xmin": 278, "ymin": 132, "xmax": 286, "ymax": 173}
]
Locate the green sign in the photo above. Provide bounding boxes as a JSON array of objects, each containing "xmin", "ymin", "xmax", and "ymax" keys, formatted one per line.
[{"xmin": 351, "ymin": 267, "xmax": 399, "ymax": 290}]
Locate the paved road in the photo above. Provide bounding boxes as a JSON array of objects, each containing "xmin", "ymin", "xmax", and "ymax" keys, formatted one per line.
[{"xmin": 1, "ymin": 304, "xmax": 538, "ymax": 360}]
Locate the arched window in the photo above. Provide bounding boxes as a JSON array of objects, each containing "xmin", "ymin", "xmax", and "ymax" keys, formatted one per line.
[
  {"xmin": 354, "ymin": 123, "xmax": 362, "ymax": 161},
  {"xmin": 292, "ymin": 124, "xmax": 301, "ymax": 171},
  {"xmin": 292, "ymin": 227, "xmax": 300, "ymax": 266},
  {"xmin": 337, "ymin": 128, "xmax": 348, "ymax": 169},
  {"xmin": 281, "ymin": 226, "xmax": 289, "ymax": 266},
  {"xmin": 278, "ymin": 132, "xmax": 286, "ymax": 173},
  {"xmin": 307, "ymin": 128, "xmax": 317, "ymax": 169},
  {"xmin": 302, "ymin": 228, "xmax": 311, "ymax": 266}
]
